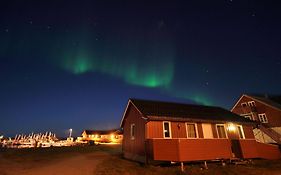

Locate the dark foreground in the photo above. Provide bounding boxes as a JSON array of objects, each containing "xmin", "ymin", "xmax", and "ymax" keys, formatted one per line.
[{"xmin": 0, "ymin": 144, "xmax": 281, "ymax": 175}]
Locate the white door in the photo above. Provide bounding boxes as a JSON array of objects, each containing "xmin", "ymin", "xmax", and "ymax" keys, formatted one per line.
[{"xmin": 202, "ymin": 123, "xmax": 213, "ymax": 138}]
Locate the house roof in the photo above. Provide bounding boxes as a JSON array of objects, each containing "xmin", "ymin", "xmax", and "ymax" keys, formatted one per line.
[
  {"xmin": 127, "ymin": 98, "xmax": 253, "ymax": 124},
  {"xmin": 247, "ymin": 94, "xmax": 281, "ymax": 111},
  {"xmin": 83, "ymin": 129, "xmax": 122, "ymax": 135}
]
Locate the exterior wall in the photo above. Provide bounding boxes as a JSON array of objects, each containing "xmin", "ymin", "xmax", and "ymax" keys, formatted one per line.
[
  {"xmin": 146, "ymin": 121, "xmax": 188, "ymax": 139},
  {"xmin": 256, "ymin": 142, "xmax": 281, "ymax": 159},
  {"xmin": 122, "ymin": 104, "xmax": 146, "ymax": 162},
  {"xmin": 243, "ymin": 125, "xmax": 255, "ymax": 139},
  {"xmin": 239, "ymin": 139, "xmax": 259, "ymax": 158},
  {"xmin": 146, "ymin": 121, "xmax": 252, "ymax": 140},
  {"xmin": 232, "ymin": 95, "xmax": 281, "ymax": 127},
  {"xmin": 147, "ymin": 138, "xmax": 233, "ymax": 161},
  {"xmin": 239, "ymin": 139, "xmax": 281, "ymax": 159}
]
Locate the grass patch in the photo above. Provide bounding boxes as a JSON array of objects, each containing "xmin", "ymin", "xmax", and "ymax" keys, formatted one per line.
[{"xmin": 0, "ymin": 144, "xmax": 121, "ymax": 163}]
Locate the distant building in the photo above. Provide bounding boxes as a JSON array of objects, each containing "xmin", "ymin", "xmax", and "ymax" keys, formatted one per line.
[
  {"xmin": 80, "ymin": 129, "xmax": 123, "ymax": 144},
  {"xmin": 120, "ymin": 99, "xmax": 281, "ymax": 163},
  {"xmin": 231, "ymin": 94, "xmax": 281, "ymax": 144}
]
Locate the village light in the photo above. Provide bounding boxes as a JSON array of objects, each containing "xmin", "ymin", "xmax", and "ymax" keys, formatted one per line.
[
  {"xmin": 227, "ymin": 123, "xmax": 236, "ymax": 132},
  {"xmin": 69, "ymin": 128, "xmax": 73, "ymax": 138}
]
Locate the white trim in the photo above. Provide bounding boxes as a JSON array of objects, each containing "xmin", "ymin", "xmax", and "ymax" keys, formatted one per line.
[
  {"xmin": 248, "ymin": 101, "xmax": 256, "ymax": 107},
  {"xmin": 185, "ymin": 122, "xmax": 199, "ymax": 138},
  {"xmin": 241, "ymin": 102, "xmax": 248, "ymax": 107},
  {"xmin": 163, "ymin": 121, "xmax": 172, "ymax": 139},
  {"xmin": 258, "ymin": 113, "xmax": 268, "ymax": 123},
  {"xmin": 216, "ymin": 124, "xmax": 228, "ymax": 139},
  {"xmin": 240, "ymin": 113, "xmax": 253, "ymax": 120},
  {"xmin": 130, "ymin": 123, "xmax": 135, "ymax": 140},
  {"xmin": 120, "ymin": 100, "xmax": 146, "ymax": 128},
  {"xmin": 237, "ymin": 125, "xmax": 245, "ymax": 139},
  {"xmin": 231, "ymin": 94, "xmax": 246, "ymax": 112},
  {"xmin": 120, "ymin": 101, "xmax": 131, "ymax": 128},
  {"xmin": 232, "ymin": 94, "xmax": 281, "ymax": 112}
]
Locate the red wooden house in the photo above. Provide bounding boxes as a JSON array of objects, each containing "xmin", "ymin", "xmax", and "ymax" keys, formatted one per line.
[
  {"xmin": 120, "ymin": 99, "xmax": 281, "ymax": 163},
  {"xmin": 231, "ymin": 94, "xmax": 281, "ymax": 144}
]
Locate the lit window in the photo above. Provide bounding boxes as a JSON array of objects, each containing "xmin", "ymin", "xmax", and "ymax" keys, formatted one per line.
[
  {"xmin": 186, "ymin": 123, "xmax": 197, "ymax": 138},
  {"xmin": 237, "ymin": 125, "xmax": 245, "ymax": 139},
  {"xmin": 130, "ymin": 124, "xmax": 135, "ymax": 140},
  {"xmin": 258, "ymin": 113, "xmax": 268, "ymax": 123},
  {"xmin": 248, "ymin": 101, "xmax": 256, "ymax": 107},
  {"xmin": 216, "ymin": 124, "xmax": 227, "ymax": 138},
  {"xmin": 163, "ymin": 122, "xmax": 171, "ymax": 138},
  {"xmin": 241, "ymin": 102, "xmax": 248, "ymax": 107}
]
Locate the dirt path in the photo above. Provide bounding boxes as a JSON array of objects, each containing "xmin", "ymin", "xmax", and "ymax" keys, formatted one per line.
[{"xmin": 0, "ymin": 152, "xmax": 110, "ymax": 175}]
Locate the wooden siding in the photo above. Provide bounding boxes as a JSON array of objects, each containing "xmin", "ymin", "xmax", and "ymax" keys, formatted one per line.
[
  {"xmin": 239, "ymin": 139, "xmax": 259, "ymax": 158},
  {"xmin": 147, "ymin": 138, "xmax": 233, "ymax": 161},
  {"xmin": 243, "ymin": 125, "xmax": 255, "ymax": 139},
  {"xmin": 146, "ymin": 121, "xmax": 163, "ymax": 138},
  {"xmin": 232, "ymin": 95, "xmax": 281, "ymax": 127},
  {"xmin": 147, "ymin": 121, "xmax": 207, "ymax": 139},
  {"xmin": 147, "ymin": 121, "xmax": 251, "ymax": 140},
  {"xmin": 256, "ymin": 142, "xmax": 281, "ymax": 159},
  {"xmin": 122, "ymin": 104, "xmax": 146, "ymax": 158}
]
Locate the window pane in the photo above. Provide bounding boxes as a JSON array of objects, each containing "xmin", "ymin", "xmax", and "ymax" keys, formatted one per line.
[
  {"xmin": 187, "ymin": 124, "xmax": 196, "ymax": 138},
  {"xmin": 238, "ymin": 126, "xmax": 244, "ymax": 139},
  {"xmin": 217, "ymin": 125, "xmax": 226, "ymax": 138},
  {"xmin": 164, "ymin": 122, "xmax": 170, "ymax": 138},
  {"xmin": 131, "ymin": 124, "xmax": 135, "ymax": 139}
]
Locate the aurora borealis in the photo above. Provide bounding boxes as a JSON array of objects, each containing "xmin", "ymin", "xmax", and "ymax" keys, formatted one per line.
[{"xmin": 1, "ymin": 1, "xmax": 281, "ymax": 136}]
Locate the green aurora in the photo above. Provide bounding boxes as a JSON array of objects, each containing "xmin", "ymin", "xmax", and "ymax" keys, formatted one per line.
[{"xmin": 58, "ymin": 27, "xmax": 213, "ymax": 106}]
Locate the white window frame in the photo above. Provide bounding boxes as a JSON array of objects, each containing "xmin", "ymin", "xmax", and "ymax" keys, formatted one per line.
[
  {"xmin": 185, "ymin": 123, "xmax": 199, "ymax": 138},
  {"xmin": 241, "ymin": 113, "xmax": 253, "ymax": 120},
  {"xmin": 248, "ymin": 101, "xmax": 256, "ymax": 107},
  {"xmin": 237, "ymin": 125, "xmax": 245, "ymax": 139},
  {"xmin": 258, "ymin": 113, "xmax": 268, "ymax": 123},
  {"xmin": 130, "ymin": 123, "xmax": 135, "ymax": 140},
  {"xmin": 241, "ymin": 102, "xmax": 248, "ymax": 107},
  {"xmin": 216, "ymin": 124, "xmax": 228, "ymax": 139},
  {"xmin": 163, "ymin": 121, "xmax": 172, "ymax": 139}
]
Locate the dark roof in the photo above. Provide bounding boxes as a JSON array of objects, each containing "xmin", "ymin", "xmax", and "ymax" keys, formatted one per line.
[
  {"xmin": 83, "ymin": 129, "xmax": 122, "ymax": 135},
  {"xmin": 247, "ymin": 94, "xmax": 281, "ymax": 110},
  {"xmin": 130, "ymin": 99, "xmax": 252, "ymax": 124}
]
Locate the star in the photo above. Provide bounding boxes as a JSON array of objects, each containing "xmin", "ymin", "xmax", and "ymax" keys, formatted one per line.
[
  {"xmin": 5, "ymin": 28, "xmax": 9, "ymax": 32},
  {"xmin": 29, "ymin": 20, "xmax": 33, "ymax": 24}
]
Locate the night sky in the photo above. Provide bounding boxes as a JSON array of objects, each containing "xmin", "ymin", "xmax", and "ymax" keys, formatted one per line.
[{"xmin": 1, "ymin": 0, "xmax": 281, "ymax": 137}]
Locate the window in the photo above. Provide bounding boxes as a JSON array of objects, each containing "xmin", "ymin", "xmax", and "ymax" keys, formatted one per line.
[
  {"xmin": 242, "ymin": 114, "xmax": 252, "ymax": 120},
  {"xmin": 130, "ymin": 124, "xmax": 135, "ymax": 140},
  {"xmin": 186, "ymin": 123, "xmax": 197, "ymax": 138},
  {"xmin": 237, "ymin": 125, "xmax": 245, "ymax": 139},
  {"xmin": 248, "ymin": 101, "xmax": 256, "ymax": 107},
  {"xmin": 241, "ymin": 102, "xmax": 248, "ymax": 107},
  {"xmin": 216, "ymin": 124, "xmax": 227, "ymax": 138},
  {"xmin": 163, "ymin": 122, "xmax": 171, "ymax": 138},
  {"xmin": 258, "ymin": 113, "xmax": 268, "ymax": 123}
]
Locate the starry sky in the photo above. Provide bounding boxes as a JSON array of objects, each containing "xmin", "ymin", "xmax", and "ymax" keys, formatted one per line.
[{"xmin": 1, "ymin": 0, "xmax": 281, "ymax": 137}]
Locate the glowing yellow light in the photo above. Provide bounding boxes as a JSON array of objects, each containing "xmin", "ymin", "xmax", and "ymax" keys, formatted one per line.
[{"xmin": 227, "ymin": 123, "xmax": 236, "ymax": 132}]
